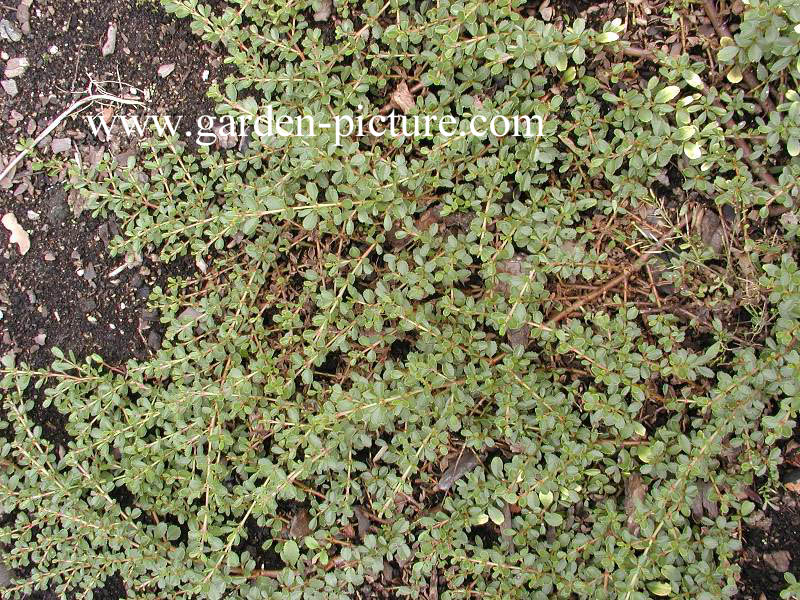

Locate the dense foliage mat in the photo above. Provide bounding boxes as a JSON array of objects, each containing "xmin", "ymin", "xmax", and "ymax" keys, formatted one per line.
[{"xmin": 3, "ymin": 0, "xmax": 800, "ymax": 598}]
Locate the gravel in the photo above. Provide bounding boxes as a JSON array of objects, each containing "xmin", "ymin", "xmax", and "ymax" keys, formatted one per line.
[{"xmin": 1, "ymin": 79, "xmax": 17, "ymax": 97}]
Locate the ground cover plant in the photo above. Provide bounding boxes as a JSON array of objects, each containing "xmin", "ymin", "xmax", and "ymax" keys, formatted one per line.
[{"xmin": 2, "ymin": 0, "xmax": 800, "ymax": 598}]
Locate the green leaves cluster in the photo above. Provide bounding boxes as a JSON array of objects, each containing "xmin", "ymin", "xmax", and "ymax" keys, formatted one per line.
[{"xmin": 1, "ymin": 0, "xmax": 800, "ymax": 599}]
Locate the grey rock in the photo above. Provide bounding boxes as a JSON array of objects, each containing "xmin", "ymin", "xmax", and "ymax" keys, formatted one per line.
[
  {"xmin": 80, "ymin": 298, "xmax": 97, "ymax": 313},
  {"xmin": 1, "ymin": 79, "xmax": 17, "ymax": 97},
  {"xmin": 4, "ymin": 56, "xmax": 28, "ymax": 78},
  {"xmin": 101, "ymin": 23, "xmax": 117, "ymax": 57},
  {"xmin": 136, "ymin": 285, "xmax": 150, "ymax": 300},
  {"xmin": 83, "ymin": 263, "xmax": 96, "ymax": 282},
  {"xmin": 157, "ymin": 63, "xmax": 175, "ymax": 78},
  {"xmin": 313, "ymin": 0, "xmax": 332, "ymax": 21},
  {"xmin": 0, "ymin": 19, "xmax": 22, "ymax": 42},
  {"xmin": 0, "ymin": 562, "xmax": 12, "ymax": 587},
  {"xmin": 51, "ymin": 138, "xmax": 72, "ymax": 154}
]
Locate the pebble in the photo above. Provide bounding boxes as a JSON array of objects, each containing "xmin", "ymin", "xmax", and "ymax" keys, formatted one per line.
[
  {"xmin": 51, "ymin": 138, "xmax": 72, "ymax": 154},
  {"xmin": 136, "ymin": 285, "xmax": 151, "ymax": 300},
  {"xmin": 4, "ymin": 56, "xmax": 28, "ymax": 78},
  {"xmin": 33, "ymin": 333, "xmax": 46, "ymax": 345},
  {"xmin": 0, "ymin": 561, "xmax": 11, "ymax": 587},
  {"xmin": 0, "ymin": 18, "xmax": 22, "ymax": 42},
  {"xmin": 101, "ymin": 23, "xmax": 117, "ymax": 57},
  {"xmin": 1, "ymin": 79, "xmax": 17, "ymax": 97},
  {"xmin": 80, "ymin": 298, "xmax": 97, "ymax": 313},
  {"xmin": 157, "ymin": 63, "xmax": 175, "ymax": 78},
  {"xmin": 44, "ymin": 251, "xmax": 55, "ymax": 261}
]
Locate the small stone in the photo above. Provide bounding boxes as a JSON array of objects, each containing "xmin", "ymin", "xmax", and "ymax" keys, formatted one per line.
[
  {"xmin": 0, "ymin": 561, "xmax": 12, "ymax": 587},
  {"xmin": 80, "ymin": 298, "xmax": 97, "ymax": 313},
  {"xmin": 33, "ymin": 333, "xmax": 46, "ymax": 345},
  {"xmin": 51, "ymin": 138, "xmax": 72, "ymax": 154},
  {"xmin": 0, "ymin": 19, "xmax": 22, "ymax": 42},
  {"xmin": 26, "ymin": 210, "xmax": 39, "ymax": 220},
  {"xmin": 136, "ymin": 285, "xmax": 151, "ymax": 300},
  {"xmin": 101, "ymin": 23, "xmax": 117, "ymax": 56},
  {"xmin": 1, "ymin": 212, "xmax": 30, "ymax": 255},
  {"xmin": 4, "ymin": 56, "xmax": 28, "ymax": 78},
  {"xmin": 44, "ymin": 251, "xmax": 55, "ymax": 261},
  {"xmin": 157, "ymin": 63, "xmax": 175, "ymax": 78},
  {"xmin": 83, "ymin": 263, "xmax": 96, "ymax": 282},
  {"xmin": 48, "ymin": 45, "xmax": 58, "ymax": 55},
  {"xmin": 763, "ymin": 550, "xmax": 791, "ymax": 573},
  {"xmin": 1, "ymin": 79, "xmax": 17, "ymax": 97}
]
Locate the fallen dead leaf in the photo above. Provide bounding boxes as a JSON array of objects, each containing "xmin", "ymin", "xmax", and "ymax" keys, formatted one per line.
[
  {"xmin": 313, "ymin": 0, "xmax": 332, "ymax": 22},
  {"xmin": 2, "ymin": 212, "xmax": 30, "ymax": 255},
  {"xmin": 289, "ymin": 509, "xmax": 311, "ymax": 539},
  {"xmin": 436, "ymin": 449, "xmax": 480, "ymax": 491},
  {"xmin": 391, "ymin": 81, "xmax": 416, "ymax": 113},
  {"xmin": 624, "ymin": 473, "xmax": 647, "ymax": 535}
]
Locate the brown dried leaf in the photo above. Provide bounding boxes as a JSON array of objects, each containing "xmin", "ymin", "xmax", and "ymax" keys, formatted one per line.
[
  {"xmin": 624, "ymin": 473, "xmax": 646, "ymax": 535},
  {"xmin": 289, "ymin": 509, "xmax": 311, "ymax": 539},
  {"xmin": 436, "ymin": 449, "xmax": 480, "ymax": 491},
  {"xmin": 391, "ymin": 81, "xmax": 416, "ymax": 113},
  {"xmin": 354, "ymin": 505, "xmax": 370, "ymax": 539}
]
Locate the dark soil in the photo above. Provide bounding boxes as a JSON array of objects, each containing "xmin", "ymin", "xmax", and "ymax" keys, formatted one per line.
[
  {"xmin": 737, "ymin": 490, "xmax": 800, "ymax": 600},
  {"xmin": 0, "ymin": 0, "xmax": 226, "ymax": 370}
]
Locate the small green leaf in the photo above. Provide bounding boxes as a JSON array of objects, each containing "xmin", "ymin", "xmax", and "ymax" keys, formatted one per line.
[
  {"xmin": 683, "ymin": 142, "xmax": 702, "ymax": 160},
  {"xmin": 683, "ymin": 71, "xmax": 704, "ymax": 89},
  {"xmin": 717, "ymin": 45, "xmax": 739, "ymax": 63},
  {"xmin": 655, "ymin": 86, "xmax": 681, "ymax": 104},
  {"xmin": 596, "ymin": 32, "xmax": 619, "ymax": 43},
  {"xmin": 544, "ymin": 512, "xmax": 563, "ymax": 527},
  {"xmin": 647, "ymin": 582, "xmax": 672, "ymax": 596},
  {"xmin": 281, "ymin": 540, "xmax": 300, "ymax": 565},
  {"xmin": 488, "ymin": 506, "xmax": 505, "ymax": 525}
]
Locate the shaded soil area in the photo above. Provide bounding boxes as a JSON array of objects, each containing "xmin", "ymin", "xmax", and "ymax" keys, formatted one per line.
[
  {"xmin": 737, "ymin": 490, "xmax": 800, "ymax": 600},
  {"xmin": 0, "ymin": 0, "xmax": 226, "ymax": 370}
]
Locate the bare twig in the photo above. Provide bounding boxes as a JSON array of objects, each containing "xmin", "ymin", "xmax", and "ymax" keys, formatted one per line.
[
  {"xmin": 546, "ymin": 220, "xmax": 687, "ymax": 326},
  {"xmin": 0, "ymin": 93, "xmax": 143, "ymax": 183}
]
